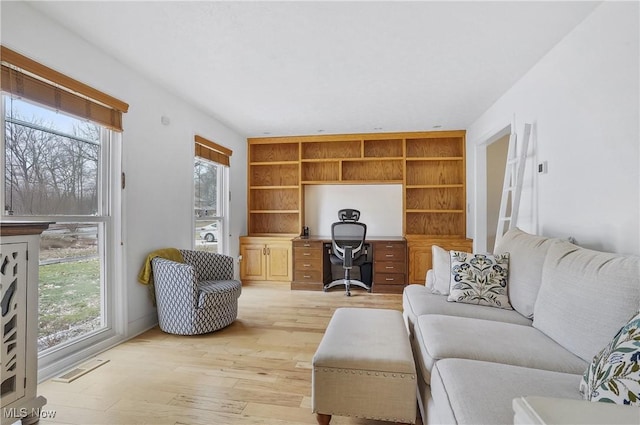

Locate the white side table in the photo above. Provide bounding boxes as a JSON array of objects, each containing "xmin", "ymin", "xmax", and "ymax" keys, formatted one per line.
[{"xmin": 513, "ymin": 396, "xmax": 640, "ymax": 425}]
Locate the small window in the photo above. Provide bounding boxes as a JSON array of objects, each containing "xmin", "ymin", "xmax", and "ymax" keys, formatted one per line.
[{"xmin": 193, "ymin": 136, "xmax": 231, "ymax": 255}]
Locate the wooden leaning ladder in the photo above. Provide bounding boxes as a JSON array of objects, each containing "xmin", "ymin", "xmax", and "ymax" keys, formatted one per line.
[{"xmin": 494, "ymin": 123, "xmax": 531, "ymax": 250}]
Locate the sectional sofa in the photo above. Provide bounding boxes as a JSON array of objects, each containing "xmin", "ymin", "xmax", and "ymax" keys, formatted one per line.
[{"xmin": 402, "ymin": 228, "xmax": 640, "ymax": 424}]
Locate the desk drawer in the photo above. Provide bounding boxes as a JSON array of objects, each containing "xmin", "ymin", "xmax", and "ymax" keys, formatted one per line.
[
  {"xmin": 374, "ymin": 261, "xmax": 405, "ymax": 274},
  {"xmin": 294, "ymin": 240, "xmax": 323, "ymax": 249},
  {"xmin": 374, "ymin": 247, "xmax": 406, "ymax": 262},
  {"xmin": 294, "ymin": 270, "xmax": 323, "ymax": 283},
  {"xmin": 294, "ymin": 247, "xmax": 323, "ymax": 260},
  {"xmin": 294, "ymin": 257, "xmax": 322, "ymax": 271},
  {"xmin": 374, "ymin": 273, "xmax": 405, "ymax": 285}
]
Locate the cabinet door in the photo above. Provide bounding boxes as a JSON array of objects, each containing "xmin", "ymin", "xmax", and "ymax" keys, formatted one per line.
[
  {"xmin": 266, "ymin": 243, "xmax": 292, "ymax": 282},
  {"xmin": 408, "ymin": 239, "xmax": 473, "ymax": 284},
  {"xmin": 240, "ymin": 243, "xmax": 266, "ymax": 281},
  {"xmin": 408, "ymin": 245, "xmax": 432, "ymax": 285}
]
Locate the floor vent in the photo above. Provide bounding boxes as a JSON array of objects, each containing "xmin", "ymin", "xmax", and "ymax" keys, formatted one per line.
[{"xmin": 52, "ymin": 358, "xmax": 110, "ymax": 383}]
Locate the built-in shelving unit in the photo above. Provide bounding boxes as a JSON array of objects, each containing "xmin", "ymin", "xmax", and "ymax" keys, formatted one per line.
[
  {"xmin": 248, "ymin": 141, "xmax": 301, "ymax": 235},
  {"xmin": 245, "ymin": 130, "xmax": 470, "ymax": 284}
]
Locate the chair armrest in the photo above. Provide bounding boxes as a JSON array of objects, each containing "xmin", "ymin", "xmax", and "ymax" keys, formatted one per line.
[{"xmin": 180, "ymin": 250, "xmax": 234, "ymax": 281}]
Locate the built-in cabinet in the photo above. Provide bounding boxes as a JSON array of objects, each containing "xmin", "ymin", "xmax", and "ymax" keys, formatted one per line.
[
  {"xmin": 239, "ymin": 237, "xmax": 292, "ymax": 283},
  {"xmin": 407, "ymin": 236, "xmax": 473, "ymax": 284},
  {"xmin": 243, "ymin": 131, "xmax": 470, "ymax": 285},
  {"xmin": 1, "ymin": 223, "xmax": 49, "ymax": 425}
]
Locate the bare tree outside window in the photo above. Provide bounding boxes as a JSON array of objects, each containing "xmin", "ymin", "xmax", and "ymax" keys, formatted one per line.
[{"xmin": 3, "ymin": 97, "xmax": 110, "ymax": 352}]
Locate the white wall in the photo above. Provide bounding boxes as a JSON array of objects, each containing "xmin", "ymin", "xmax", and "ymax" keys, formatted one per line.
[
  {"xmin": 304, "ymin": 185, "xmax": 403, "ymax": 237},
  {"xmin": 486, "ymin": 135, "xmax": 509, "ymax": 251},
  {"xmin": 1, "ymin": 2, "xmax": 248, "ymax": 336},
  {"xmin": 467, "ymin": 2, "xmax": 639, "ymax": 255}
]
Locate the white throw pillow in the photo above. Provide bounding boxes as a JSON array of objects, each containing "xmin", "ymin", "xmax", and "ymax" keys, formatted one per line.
[
  {"xmin": 425, "ymin": 269, "xmax": 435, "ymax": 290},
  {"xmin": 580, "ymin": 310, "xmax": 640, "ymax": 406},
  {"xmin": 431, "ymin": 245, "xmax": 451, "ymax": 295},
  {"xmin": 447, "ymin": 251, "xmax": 512, "ymax": 310}
]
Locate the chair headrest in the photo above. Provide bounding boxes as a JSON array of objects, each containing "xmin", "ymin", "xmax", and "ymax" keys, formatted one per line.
[{"xmin": 338, "ymin": 209, "xmax": 360, "ymax": 222}]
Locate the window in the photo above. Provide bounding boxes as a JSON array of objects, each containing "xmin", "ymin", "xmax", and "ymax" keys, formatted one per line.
[
  {"xmin": 194, "ymin": 136, "xmax": 231, "ymax": 254},
  {"xmin": 1, "ymin": 46, "xmax": 128, "ymax": 371}
]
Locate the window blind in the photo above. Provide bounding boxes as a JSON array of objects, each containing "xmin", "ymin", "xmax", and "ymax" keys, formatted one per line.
[
  {"xmin": 195, "ymin": 135, "xmax": 232, "ymax": 166},
  {"xmin": 0, "ymin": 45, "xmax": 128, "ymax": 131}
]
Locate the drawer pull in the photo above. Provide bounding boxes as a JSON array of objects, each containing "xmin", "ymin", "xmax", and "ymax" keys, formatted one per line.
[
  {"xmin": 304, "ymin": 275, "xmax": 311, "ymax": 279},
  {"xmin": 385, "ymin": 266, "xmax": 395, "ymax": 269},
  {"xmin": 303, "ymin": 243, "xmax": 311, "ymax": 247},
  {"xmin": 303, "ymin": 253, "xmax": 311, "ymax": 256},
  {"xmin": 303, "ymin": 264, "xmax": 311, "ymax": 267},
  {"xmin": 385, "ymin": 278, "xmax": 395, "ymax": 281},
  {"xmin": 385, "ymin": 254, "xmax": 394, "ymax": 257},
  {"xmin": 385, "ymin": 245, "xmax": 394, "ymax": 248}
]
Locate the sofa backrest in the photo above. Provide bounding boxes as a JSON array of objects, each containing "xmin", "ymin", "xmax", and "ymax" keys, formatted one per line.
[
  {"xmin": 533, "ymin": 239, "xmax": 640, "ymax": 362},
  {"xmin": 494, "ymin": 228, "xmax": 556, "ymax": 319}
]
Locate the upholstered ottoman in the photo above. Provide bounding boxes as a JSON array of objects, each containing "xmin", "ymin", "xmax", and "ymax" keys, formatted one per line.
[{"xmin": 312, "ymin": 308, "xmax": 417, "ymax": 424}]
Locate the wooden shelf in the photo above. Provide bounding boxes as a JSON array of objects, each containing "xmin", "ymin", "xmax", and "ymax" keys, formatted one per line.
[
  {"xmin": 250, "ymin": 210, "xmax": 299, "ymax": 214},
  {"xmin": 302, "ymin": 140, "xmax": 361, "ymax": 160}
]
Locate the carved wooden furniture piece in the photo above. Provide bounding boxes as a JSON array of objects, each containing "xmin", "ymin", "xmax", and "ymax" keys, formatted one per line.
[{"xmin": 1, "ymin": 222, "xmax": 49, "ymax": 425}]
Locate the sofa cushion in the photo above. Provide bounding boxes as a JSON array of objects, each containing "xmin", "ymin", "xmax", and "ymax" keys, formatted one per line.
[
  {"xmin": 431, "ymin": 244, "xmax": 451, "ymax": 295},
  {"xmin": 448, "ymin": 251, "xmax": 512, "ymax": 309},
  {"xmin": 402, "ymin": 285, "xmax": 532, "ymax": 338},
  {"xmin": 431, "ymin": 359, "xmax": 583, "ymax": 425},
  {"xmin": 494, "ymin": 227, "xmax": 556, "ymax": 318},
  {"xmin": 417, "ymin": 315, "xmax": 588, "ymax": 380},
  {"xmin": 580, "ymin": 310, "xmax": 640, "ymax": 406},
  {"xmin": 533, "ymin": 240, "xmax": 640, "ymax": 363}
]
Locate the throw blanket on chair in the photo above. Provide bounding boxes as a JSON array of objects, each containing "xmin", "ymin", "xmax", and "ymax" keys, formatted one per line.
[{"xmin": 138, "ymin": 248, "xmax": 184, "ymax": 305}]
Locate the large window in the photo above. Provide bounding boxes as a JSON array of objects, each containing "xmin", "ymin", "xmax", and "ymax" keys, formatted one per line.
[
  {"xmin": 2, "ymin": 96, "xmax": 113, "ymax": 352},
  {"xmin": 1, "ymin": 46, "xmax": 128, "ymax": 373},
  {"xmin": 194, "ymin": 135, "xmax": 231, "ymax": 254}
]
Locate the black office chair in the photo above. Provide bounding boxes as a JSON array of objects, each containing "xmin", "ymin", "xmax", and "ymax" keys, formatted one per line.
[{"xmin": 324, "ymin": 209, "xmax": 372, "ymax": 296}]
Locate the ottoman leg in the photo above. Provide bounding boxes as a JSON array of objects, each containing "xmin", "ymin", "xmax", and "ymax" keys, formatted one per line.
[{"xmin": 316, "ymin": 413, "xmax": 331, "ymax": 425}]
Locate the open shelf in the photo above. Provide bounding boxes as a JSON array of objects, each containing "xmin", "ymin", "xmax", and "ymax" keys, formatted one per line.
[
  {"xmin": 406, "ymin": 137, "xmax": 464, "ymax": 158},
  {"xmin": 250, "ymin": 142, "xmax": 299, "ymax": 162},
  {"xmin": 342, "ymin": 159, "xmax": 403, "ymax": 181},
  {"xmin": 250, "ymin": 163, "xmax": 299, "ymax": 187},
  {"xmin": 405, "ymin": 187, "xmax": 465, "ymax": 210},
  {"xmin": 406, "ymin": 160, "xmax": 464, "ymax": 186},
  {"xmin": 405, "ymin": 212, "xmax": 466, "ymax": 236},
  {"xmin": 250, "ymin": 187, "xmax": 299, "ymax": 211},
  {"xmin": 363, "ymin": 138, "xmax": 403, "ymax": 158},
  {"xmin": 250, "ymin": 212, "xmax": 300, "ymax": 234},
  {"xmin": 302, "ymin": 161, "xmax": 340, "ymax": 182},
  {"xmin": 302, "ymin": 140, "xmax": 361, "ymax": 159}
]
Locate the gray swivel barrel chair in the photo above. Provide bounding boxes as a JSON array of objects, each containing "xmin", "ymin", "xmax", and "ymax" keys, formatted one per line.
[
  {"xmin": 324, "ymin": 209, "xmax": 372, "ymax": 296},
  {"xmin": 151, "ymin": 250, "xmax": 242, "ymax": 335}
]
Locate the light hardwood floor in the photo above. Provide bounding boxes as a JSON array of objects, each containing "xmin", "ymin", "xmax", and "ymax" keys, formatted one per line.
[{"xmin": 38, "ymin": 283, "xmax": 422, "ymax": 425}]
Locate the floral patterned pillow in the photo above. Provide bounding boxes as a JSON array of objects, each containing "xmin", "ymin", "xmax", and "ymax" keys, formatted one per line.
[
  {"xmin": 447, "ymin": 251, "xmax": 512, "ymax": 310},
  {"xmin": 580, "ymin": 310, "xmax": 640, "ymax": 405}
]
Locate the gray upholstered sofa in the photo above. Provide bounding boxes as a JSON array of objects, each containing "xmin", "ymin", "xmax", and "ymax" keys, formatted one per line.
[{"xmin": 402, "ymin": 228, "xmax": 640, "ymax": 424}]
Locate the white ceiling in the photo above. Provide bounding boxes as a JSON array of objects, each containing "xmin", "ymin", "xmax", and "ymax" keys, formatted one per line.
[{"xmin": 27, "ymin": 1, "xmax": 600, "ymax": 137}]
